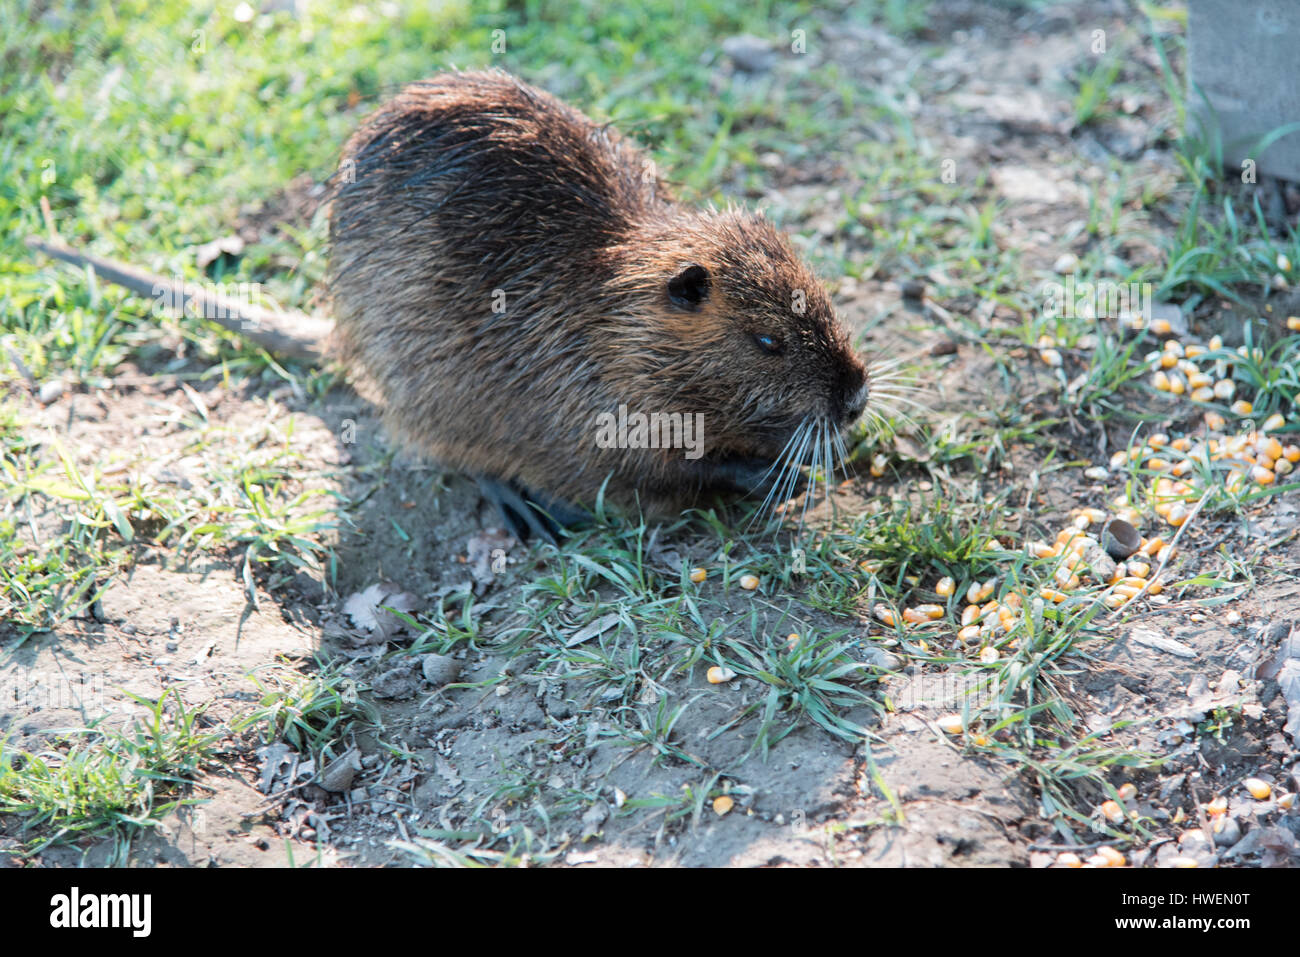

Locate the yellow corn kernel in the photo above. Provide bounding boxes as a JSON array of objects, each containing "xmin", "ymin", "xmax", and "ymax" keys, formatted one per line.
[
  {"xmin": 1184, "ymin": 344, "xmax": 1206, "ymax": 359},
  {"xmin": 1126, "ymin": 561, "xmax": 1150, "ymax": 579},
  {"xmin": 961, "ymin": 604, "xmax": 980, "ymax": 627},
  {"xmin": 1100, "ymin": 800, "xmax": 1124, "ymax": 823},
  {"xmin": 1206, "ymin": 796, "xmax": 1228, "ymax": 816},
  {"xmin": 1190, "ymin": 387, "xmax": 1214, "ymax": 402},
  {"xmin": 1097, "ymin": 846, "xmax": 1126, "ymax": 867},
  {"xmin": 1205, "ymin": 411, "xmax": 1227, "ymax": 431},
  {"xmin": 1262, "ymin": 412, "xmax": 1286, "ymax": 433},
  {"xmin": 712, "ymin": 795, "xmax": 734, "ymax": 816},
  {"xmin": 1244, "ymin": 778, "xmax": 1271, "ymax": 800},
  {"xmin": 916, "ymin": 604, "xmax": 945, "ymax": 620},
  {"xmin": 1039, "ymin": 587, "xmax": 1068, "ymax": 603},
  {"xmin": 690, "ymin": 567, "xmax": 707, "ymax": 583},
  {"xmin": 1168, "ymin": 374, "xmax": 1186, "ymax": 395},
  {"xmin": 1040, "ymin": 348, "xmax": 1063, "ymax": 367},
  {"xmin": 1252, "ymin": 465, "xmax": 1276, "ymax": 485},
  {"xmin": 1209, "ymin": 334, "xmax": 1224, "ymax": 350},
  {"xmin": 1231, "ymin": 400, "xmax": 1253, "ymax": 416},
  {"xmin": 1287, "ymin": 315, "xmax": 1300, "ymax": 331},
  {"xmin": 937, "ymin": 713, "xmax": 963, "ymax": 734},
  {"xmin": 978, "ymin": 645, "xmax": 998, "ymax": 663},
  {"xmin": 1150, "ymin": 318, "xmax": 1172, "ymax": 335},
  {"xmin": 707, "ymin": 666, "xmax": 736, "ymax": 684},
  {"xmin": 958, "ymin": 625, "xmax": 981, "ymax": 643},
  {"xmin": 1118, "ymin": 782, "xmax": 1138, "ymax": 800},
  {"xmin": 739, "ymin": 574, "xmax": 759, "ymax": 590},
  {"xmin": 873, "ymin": 604, "xmax": 896, "ymax": 627},
  {"xmin": 935, "ymin": 576, "xmax": 955, "ymax": 597}
]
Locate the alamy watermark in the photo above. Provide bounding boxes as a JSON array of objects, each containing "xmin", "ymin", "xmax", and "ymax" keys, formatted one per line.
[
  {"xmin": 594, "ymin": 404, "xmax": 705, "ymax": 460},
  {"xmin": 1041, "ymin": 274, "xmax": 1152, "ymax": 323}
]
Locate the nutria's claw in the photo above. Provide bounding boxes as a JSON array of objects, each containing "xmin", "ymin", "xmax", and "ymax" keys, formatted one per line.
[{"xmin": 475, "ymin": 476, "xmax": 588, "ymax": 545}]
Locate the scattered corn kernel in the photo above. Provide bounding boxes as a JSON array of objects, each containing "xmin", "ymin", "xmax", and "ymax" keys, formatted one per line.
[
  {"xmin": 1118, "ymin": 782, "xmax": 1137, "ymax": 800},
  {"xmin": 1252, "ymin": 465, "xmax": 1276, "ymax": 485},
  {"xmin": 936, "ymin": 713, "xmax": 963, "ymax": 734},
  {"xmin": 1040, "ymin": 348, "xmax": 1063, "ymax": 367},
  {"xmin": 1096, "ymin": 845, "xmax": 1126, "ymax": 867},
  {"xmin": 689, "ymin": 567, "xmax": 707, "ymax": 583},
  {"xmin": 873, "ymin": 604, "xmax": 896, "ymax": 627},
  {"xmin": 1244, "ymin": 778, "xmax": 1272, "ymax": 800},
  {"xmin": 1262, "ymin": 412, "xmax": 1286, "ymax": 433},
  {"xmin": 1205, "ymin": 411, "xmax": 1227, "ymax": 430},
  {"xmin": 978, "ymin": 645, "xmax": 998, "ymax": 663},
  {"xmin": 712, "ymin": 795, "xmax": 734, "ymax": 816},
  {"xmin": 1206, "ymin": 796, "xmax": 1228, "ymax": 816},
  {"xmin": 1278, "ymin": 792, "xmax": 1296, "ymax": 810},
  {"xmin": 706, "ymin": 666, "xmax": 736, "ymax": 684},
  {"xmin": 935, "ymin": 577, "xmax": 955, "ymax": 597},
  {"xmin": 1287, "ymin": 315, "xmax": 1300, "ymax": 331},
  {"xmin": 1231, "ymin": 400, "xmax": 1253, "ymax": 416},
  {"xmin": 1126, "ymin": 561, "xmax": 1150, "ymax": 579},
  {"xmin": 958, "ymin": 625, "xmax": 981, "ymax": 643},
  {"xmin": 739, "ymin": 574, "xmax": 759, "ymax": 590}
]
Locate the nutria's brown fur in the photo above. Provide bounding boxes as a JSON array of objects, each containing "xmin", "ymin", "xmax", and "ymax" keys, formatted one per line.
[{"xmin": 328, "ymin": 70, "xmax": 868, "ymax": 525}]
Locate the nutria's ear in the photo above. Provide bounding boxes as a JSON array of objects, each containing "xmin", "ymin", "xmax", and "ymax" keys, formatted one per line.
[{"xmin": 667, "ymin": 263, "xmax": 710, "ymax": 310}]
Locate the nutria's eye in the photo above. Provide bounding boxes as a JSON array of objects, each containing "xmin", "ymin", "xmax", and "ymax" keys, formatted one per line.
[
  {"xmin": 667, "ymin": 263, "xmax": 710, "ymax": 310},
  {"xmin": 753, "ymin": 332, "xmax": 784, "ymax": 355}
]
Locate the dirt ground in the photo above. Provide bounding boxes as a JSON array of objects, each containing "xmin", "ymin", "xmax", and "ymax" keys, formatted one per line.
[{"xmin": 3, "ymin": 1, "xmax": 1298, "ymax": 868}]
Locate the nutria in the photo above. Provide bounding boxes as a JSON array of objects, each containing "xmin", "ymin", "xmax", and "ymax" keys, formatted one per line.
[
  {"xmin": 327, "ymin": 69, "xmax": 870, "ymax": 540},
  {"xmin": 25, "ymin": 69, "xmax": 871, "ymax": 543}
]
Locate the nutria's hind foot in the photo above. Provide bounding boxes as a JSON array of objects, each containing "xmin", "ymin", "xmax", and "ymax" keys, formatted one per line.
[{"xmin": 475, "ymin": 476, "xmax": 590, "ymax": 545}]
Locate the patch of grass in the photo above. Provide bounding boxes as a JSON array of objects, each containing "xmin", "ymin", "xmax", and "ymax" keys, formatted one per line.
[
  {"xmin": 236, "ymin": 658, "xmax": 375, "ymax": 763},
  {"xmin": 0, "ymin": 688, "xmax": 217, "ymax": 857}
]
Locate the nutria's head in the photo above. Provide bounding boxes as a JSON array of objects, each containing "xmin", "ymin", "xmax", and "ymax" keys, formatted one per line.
[{"xmin": 604, "ymin": 209, "xmax": 868, "ymax": 469}]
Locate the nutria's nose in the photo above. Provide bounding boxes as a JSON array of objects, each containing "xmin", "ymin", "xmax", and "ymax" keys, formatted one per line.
[{"xmin": 840, "ymin": 381, "xmax": 869, "ymax": 422}]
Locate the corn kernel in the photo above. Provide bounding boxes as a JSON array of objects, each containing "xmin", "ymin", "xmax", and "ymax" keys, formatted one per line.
[
  {"xmin": 935, "ymin": 576, "xmax": 955, "ymax": 597},
  {"xmin": 1118, "ymin": 782, "xmax": 1137, "ymax": 800},
  {"xmin": 873, "ymin": 604, "xmax": 896, "ymax": 626},
  {"xmin": 712, "ymin": 795, "xmax": 734, "ymax": 816},
  {"xmin": 1205, "ymin": 411, "xmax": 1227, "ymax": 431},
  {"xmin": 1206, "ymin": 796, "xmax": 1228, "ymax": 816},
  {"xmin": 937, "ymin": 713, "xmax": 963, "ymax": 734},
  {"xmin": 1287, "ymin": 315, "xmax": 1300, "ymax": 331},
  {"xmin": 1262, "ymin": 412, "xmax": 1286, "ymax": 433},
  {"xmin": 1252, "ymin": 465, "xmax": 1276, "ymax": 485},
  {"xmin": 739, "ymin": 574, "xmax": 759, "ymax": 590},
  {"xmin": 978, "ymin": 645, "xmax": 998, "ymax": 663},
  {"xmin": 1127, "ymin": 561, "xmax": 1150, "ymax": 579},
  {"xmin": 1285, "ymin": 445, "xmax": 1300, "ymax": 463},
  {"xmin": 1150, "ymin": 318, "xmax": 1172, "ymax": 335},
  {"xmin": 1097, "ymin": 846, "xmax": 1126, "ymax": 867},
  {"xmin": 1231, "ymin": 400, "xmax": 1253, "ymax": 416},
  {"xmin": 689, "ymin": 567, "xmax": 707, "ymax": 583},
  {"xmin": 1040, "ymin": 348, "xmax": 1063, "ymax": 367},
  {"xmin": 707, "ymin": 666, "xmax": 736, "ymax": 684},
  {"xmin": 1244, "ymin": 778, "xmax": 1271, "ymax": 800},
  {"xmin": 958, "ymin": 625, "xmax": 981, "ymax": 643},
  {"xmin": 916, "ymin": 603, "xmax": 945, "ymax": 620},
  {"xmin": 1209, "ymin": 334, "xmax": 1224, "ymax": 350}
]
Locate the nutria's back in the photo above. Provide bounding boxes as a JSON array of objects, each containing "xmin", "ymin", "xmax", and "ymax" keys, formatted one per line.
[{"xmin": 328, "ymin": 70, "xmax": 868, "ymax": 525}]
